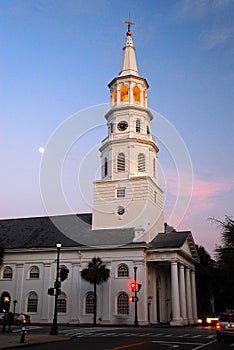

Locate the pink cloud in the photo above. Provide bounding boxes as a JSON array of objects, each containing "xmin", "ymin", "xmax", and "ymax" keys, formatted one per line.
[
  {"xmin": 192, "ymin": 177, "xmax": 234, "ymax": 199},
  {"xmin": 163, "ymin": 172, "xmax": 234, "ymax": 224}
]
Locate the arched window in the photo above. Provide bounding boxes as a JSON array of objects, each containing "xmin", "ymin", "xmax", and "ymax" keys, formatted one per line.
[
  {"xmin": 117, "ymin": 153, "xmax": 125, "ymax": 172},
  {"xmin": 136, "ymin": 119, "xmax": 141, "ymax": 132},
  {"xmin": 138, "ymin": 153, "xmax": 145, "ymax": 172},
  {"xmin": 29, "ymin": 266, "xmax": 39, "ymax": 279},
  {"xmin": 112, "ymin": 89, "xmax": 117, "ymax": 104},
  {"xmin": 3, "ymin": 266, "xmax": 13, "ymax": 279},
  {"xmin": 120, "ymin": 85, "xmax": 128, "ymax": 102},
  {"xmin": 58, "ymin": 292, "xmax": 67, "ymax": 313},
  {"xmin": 104, "ymin": 157, "xmax": 108, "ymax": 177},
  {"xmin": 27, "ymin": 292, "xmax": 38, "ymax": 312},
  {"xmin": 133, "ymin": 86, "xmax": 140, "ymax": 102},
  {"xmin": 117, "ymin": 292, "xmax": 129, "ymax": 315},
  {"xmin": 85, "ymin": 292, "xmax": 94, "ymax": 314},
  {"xmin": 117, "ymin": 264, "xmax": 129, "ymax": 277}
]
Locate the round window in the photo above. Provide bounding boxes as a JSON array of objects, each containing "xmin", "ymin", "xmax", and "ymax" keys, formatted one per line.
[{"xmin": 117, "ymin": 206, "xmax": 125, "ymax": 216}]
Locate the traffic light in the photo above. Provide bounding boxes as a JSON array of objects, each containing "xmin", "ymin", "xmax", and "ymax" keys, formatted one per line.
[
  {"xmin": 129, "ymin": 296, "xmax": 138, "ymax": 302},
  {"xmin": 60, "ymin": 267, "xmax": 69, "ymax": 282},
  {"xmin": 130, "ymin": 282, "xmax": 142, "ymax": 292},
  {"xmin": 48, "ymin": 288, "xmax": 54, "ymax": 296},
  {"xmin": 137, "ymin": 283, "xmax": 142, "ymax": 292},
  {"xmin": 130, "ymin": 282, "xmax": 137, "ymax": 292}
]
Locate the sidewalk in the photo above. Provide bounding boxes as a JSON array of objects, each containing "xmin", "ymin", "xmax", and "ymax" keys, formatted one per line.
[{"xmin": 0, "ymin": 332, "xmax": 70, "ymax": 349}]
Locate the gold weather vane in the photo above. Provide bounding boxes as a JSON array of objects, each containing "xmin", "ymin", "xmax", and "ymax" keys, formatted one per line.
[{"xmin": 123, "ymin": 19, "xmax": 135, "ymax": 36}]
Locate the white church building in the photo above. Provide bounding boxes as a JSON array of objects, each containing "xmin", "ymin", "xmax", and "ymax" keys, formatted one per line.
[{"xmin": 0, "ymin": 25, "xmax": 199, "ymax": 326}]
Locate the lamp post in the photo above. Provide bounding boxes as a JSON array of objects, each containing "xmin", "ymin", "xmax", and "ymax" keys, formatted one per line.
[
  {"xmin": 13, "ymin": 300, "xmax": 17, "ymax": 314},
  {"xmin": 2, "ymin": 296, "xmax": 10, "ymax": 333},
  {"xmin": 134, "ymin": 266, "xmax": 139, "ymax": 327},
  {"xmin": 50, "ymin": 242, "xmax": 61, "ymax": 335}
]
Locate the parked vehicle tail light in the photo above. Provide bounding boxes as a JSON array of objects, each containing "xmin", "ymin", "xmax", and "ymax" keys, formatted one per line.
[{"xmin": 216, "ymin": 322, "xmax": 221, "ymax": 330}]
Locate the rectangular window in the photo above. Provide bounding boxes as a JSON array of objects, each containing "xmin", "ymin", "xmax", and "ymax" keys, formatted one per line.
[
  {"xmin": 117, "ymin": 188, "xmax": 126, "ymax": 198},
  {"xmin": 136, "ymin": 119, "xmax": 141, "ymax": 132}
]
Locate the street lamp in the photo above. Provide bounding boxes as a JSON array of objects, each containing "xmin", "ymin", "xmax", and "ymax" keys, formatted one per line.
[
  {"xmin": 50, "ymin": 242, "xmax": 62, "ymax": 335},
  {"xmin": 13, "ymin": 300, "xmax": 17, "ymax": 314}
]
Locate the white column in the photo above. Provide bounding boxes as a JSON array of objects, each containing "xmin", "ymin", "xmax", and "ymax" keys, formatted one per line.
[
  {"xmin": 129, "ymin": 82, "xmax": 133, "ymax": 104},
  {"xmin": 14, "ymin": 264, "xmax": 24, "ymax": 314},
  {"xmin": 70, "ymin": 263, "xmax": 80, "ymax": 323},
  {"xmin": 41, "ymin": 263, "xmax": 51, "ymax": 322},
  {"xmin": 170, "ymin": 261, "xmax": 182, "ymax": 326},
  {"xmin": 191, "ymin": 270, "xmax": 198, "ymax": 322},
  {"xmin": 185, "ymin": 267, "xmax": 193, "ymax": 324},
  {"xmin": 101, "ymin": 263, "xmax": 111, "ymax": 324},
  {"xmin": 179, "ymin": 264, "xmax": 188, "ymax": 325}
]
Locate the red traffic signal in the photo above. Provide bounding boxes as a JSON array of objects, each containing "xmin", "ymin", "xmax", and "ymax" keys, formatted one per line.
[
  {"xmin": 130, "ymin": 282, "xmax": 137, "ymax": 292},
  {"xmin": 130, "ymin": 282, "xmax": 142, "ymax": 292}
]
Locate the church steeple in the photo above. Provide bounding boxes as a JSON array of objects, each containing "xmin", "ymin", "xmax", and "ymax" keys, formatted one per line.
[
  {"xmin": 119, "ymin": 21, "xmax": 139, "ymax": 77},
  {"xmin": 92, "ymin": 24, "xmax": 164, "ymax": 242}
]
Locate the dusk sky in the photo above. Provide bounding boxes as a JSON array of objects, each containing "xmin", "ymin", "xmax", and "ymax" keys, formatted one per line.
[{"xmin": 1, "ymin": 0, "xmax": 233, "ymax": 257}]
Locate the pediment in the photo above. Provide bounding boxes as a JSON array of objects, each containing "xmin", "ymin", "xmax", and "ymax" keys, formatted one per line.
[{"xmin": 181, "ymin": 233, "xmax": 200, "ymax": 263}]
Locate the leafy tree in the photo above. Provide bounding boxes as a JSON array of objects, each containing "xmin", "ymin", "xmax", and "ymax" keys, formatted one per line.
[
  {"xmin": 211, "ymin": 216, "xmax": 234, "ymax": 310},
  {"xmin": 196, "ymin": 245, "xmax": 217, "ymax": 316},
  {"xmin": 81, "ymin": 257, "xmax": 110, "ymax": 325}
]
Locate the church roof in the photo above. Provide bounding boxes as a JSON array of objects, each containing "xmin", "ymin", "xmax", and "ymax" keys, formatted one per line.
[
  {"xmin": 0, "ymin": 214, "xmax": 135, "ymax": 249},
  {"xmin": 150, "ymin": 232, "xmax": 190, "ymax": 249},
  {"xmin": 0, "ymin": 215, "xmax": 198, "ymax": 262},
  {"xmin": 150, "ymin": 232, "xmax": 199, "ymax": 262}
]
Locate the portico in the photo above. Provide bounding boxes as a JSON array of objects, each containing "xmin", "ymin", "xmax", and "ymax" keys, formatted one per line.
[{"xmin": 147, "ymin": 231, "xmax": 199, "ymax": 326}]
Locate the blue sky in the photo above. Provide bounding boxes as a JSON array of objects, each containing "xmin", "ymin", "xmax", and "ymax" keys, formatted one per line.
[{"xmin": 1, "ymin": 0, "xmax": 233, "ymax": 257}]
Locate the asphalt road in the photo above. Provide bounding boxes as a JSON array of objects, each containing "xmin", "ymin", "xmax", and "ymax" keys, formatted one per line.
[{"xmin": 8, "ymin": 325, "xmax": 234, "ymax": 350}]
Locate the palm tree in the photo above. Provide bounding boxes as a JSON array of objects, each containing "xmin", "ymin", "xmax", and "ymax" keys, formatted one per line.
[
  {"xmin": 210, "ymin": 216, "xmax": 234, "ymax": 310},
  {"xmin": 81, "ymin": 257, "xmax": 110, "ymax": 325}
]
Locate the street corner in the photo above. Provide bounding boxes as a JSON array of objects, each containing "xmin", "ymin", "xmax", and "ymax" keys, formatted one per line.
[{"xmin": 0, "ymin": 333, "xmax": 70, "ymax": 349}]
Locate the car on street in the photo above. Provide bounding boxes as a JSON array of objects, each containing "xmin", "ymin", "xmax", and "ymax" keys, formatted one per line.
[
  {"xmin": 216, "ymin": 310, "xmax": 234, "ymax": 341},
  {"xmin": 0, "ymin": 312, "xmax": 31, "ymax": 325},
  {"xmin": 197, "ymin": 315, "xmax": 218, "ymax": 326},
  {"xmin": 14, "ymin": 313, "xmax": 31, "ymax": 325}
]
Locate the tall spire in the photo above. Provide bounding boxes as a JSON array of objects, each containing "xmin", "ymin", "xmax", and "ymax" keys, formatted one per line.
[{"xmin": 119, "ymin": 20, "xmax": 139, "ymax": 77}]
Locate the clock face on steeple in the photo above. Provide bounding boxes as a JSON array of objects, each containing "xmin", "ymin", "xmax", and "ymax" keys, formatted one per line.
[{"xmin": 117, "ymin": 121, "xmax": 128, "ymax": 131}]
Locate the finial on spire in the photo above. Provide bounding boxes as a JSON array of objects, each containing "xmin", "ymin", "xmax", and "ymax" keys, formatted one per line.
[{"xmin": 123, "ymin": 19, "xmax": 134, "ymax": 36}]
